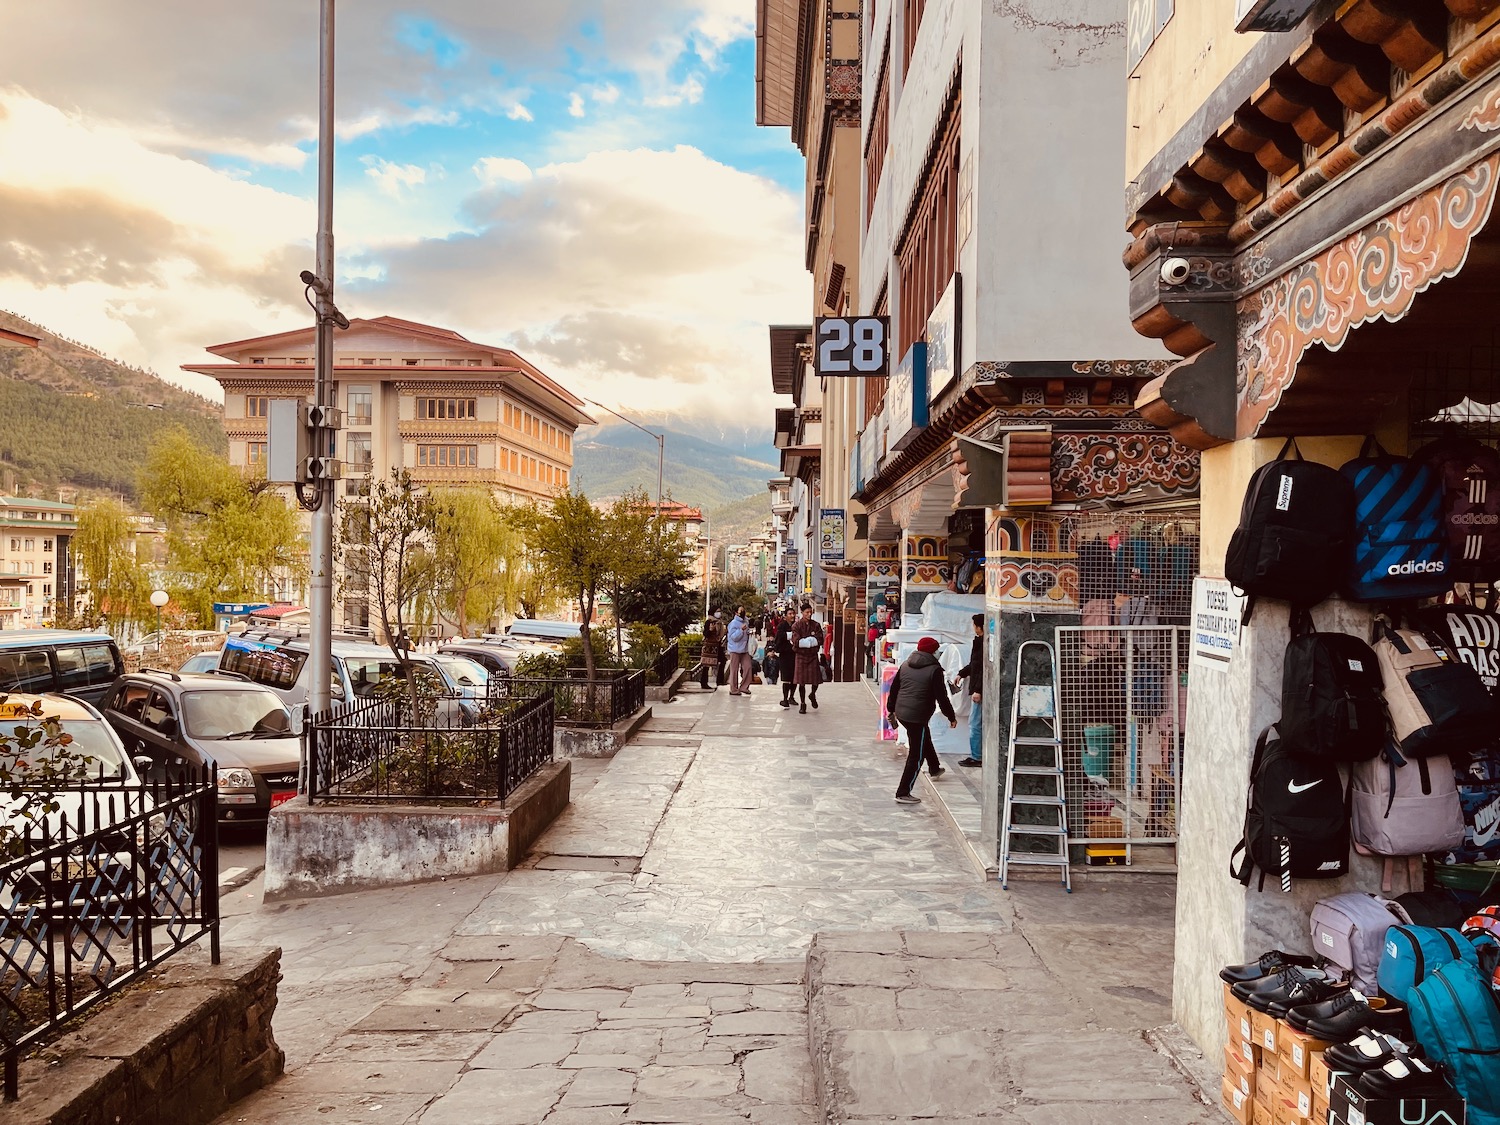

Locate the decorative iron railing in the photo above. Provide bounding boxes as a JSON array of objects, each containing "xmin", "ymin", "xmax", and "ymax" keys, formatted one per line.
[
  {"xmin": 496, "ymin": 669, "xmax": 646, "ymax": 729},
  {"xmin": 307, "ymin": 691, "xmax": 555, "ymax": 803},
  {"xmin": 1, "ymin": 767, "xmax": 220, "ymax": 1100},
  {"xmin": 647, "ymin": 641, "xmax": 680, "ymax": 687}
]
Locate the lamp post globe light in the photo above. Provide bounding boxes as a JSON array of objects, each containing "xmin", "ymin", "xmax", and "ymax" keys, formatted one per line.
[{"xmin": 150, "ymin": 589, "xmax": 169, "ymax": 653}]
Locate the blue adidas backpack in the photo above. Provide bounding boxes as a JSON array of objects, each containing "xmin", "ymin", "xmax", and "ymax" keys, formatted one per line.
[
  {"xmin": 1408, "ymin": 953, "xmax": 1500, "ymax": 1125},
  {"xmin": 1342, "ymin": 437, "xmax": 1452, "ymax": 602},
  {"xmin": 1377, "ymin": 924, "xmax": 1478, "ymax": 1000}
]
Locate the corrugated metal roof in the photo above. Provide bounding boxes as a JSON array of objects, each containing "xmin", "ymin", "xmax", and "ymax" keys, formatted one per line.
[{"xmin": 755, "ymin": 0, "xmax": 801, "ymax": 127}]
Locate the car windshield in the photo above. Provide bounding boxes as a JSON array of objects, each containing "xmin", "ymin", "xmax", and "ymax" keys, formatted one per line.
[
  {"xmin": 181, "ymin": 689, "xmax": 294, "ymax": 739},
  {"xmin": 432, "ymin": 655, "xmax": 488, "ymax": 688},
  {"xmin": 0, "ymin": 716, "xmax": 128, "ymax": 781}
]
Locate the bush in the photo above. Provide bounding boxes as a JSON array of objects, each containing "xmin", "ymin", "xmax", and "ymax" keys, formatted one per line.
[
  {"xmin": 625, "ymin": 623, "xmax": 666, "ymax": 667},
  {"xmin": 679, "ymin": 632, "xmax": 703, "ymax": 668},
  {"xmin": 513, "ymin": 650, "xmax": 571, "ymax": 679}
]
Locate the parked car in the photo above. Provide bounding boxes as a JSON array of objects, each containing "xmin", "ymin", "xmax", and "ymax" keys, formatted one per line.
[
  {"xmin": 428, "ymin": 653, "xmax": 490, "ymax": 699},
  {"xmin": 0, "ymin": 629, "xmax": 123, "ymax": 706},
  {"xmin": 100, "ymin": 670, "xmax": 300, "ymax": 825},
  {"xmin": 500, "ymin": 620, "xmax": 583, "ymax": 648},
  {"xmin": 177, "ymin": 650, "xmax": 223, "ymax": 675},
  {"xmin": 436, "ymin": 641, "xmax": 516, "ymax": 679},
  {"xmin": 123, "ymin": 630, "xmax": 222, "ymax": 660},
  {"xmin": 215, "ymin": 634, "xmax": 477, "ymax": 726}
]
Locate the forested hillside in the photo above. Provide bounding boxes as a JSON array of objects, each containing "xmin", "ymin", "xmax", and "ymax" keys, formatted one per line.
[{"xmin": 0, "ymin": 311, "xmax": 224, "ymax": 498}]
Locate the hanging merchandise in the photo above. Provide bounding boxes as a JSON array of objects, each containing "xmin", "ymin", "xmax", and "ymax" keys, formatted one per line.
[
  {"xmin": 1278, "ymin": 608, "xmax": 1385, "ymax": 761},
  {"xmin": 1417, "ymin": 434, "xmax": 1500, "ymax": 581},
  {"xmin": 1308, "ymin": 892, "xmax": 1410, "ymax": 995},
  {"xmin": 1225, "ymin": 438, "xmax": 1354, "ymax": 618},
  {"xmin": 1231, "ymin": 724, "xmax": 1350, "ymax": 890},
  {"xmin": 1394, "ymin": 887, "xmax": 1470, "ymax": 928},
  {"xmin": 1443, "ymin": 745, "xmax": 1500, "ymax": 864},
  {"xmin": 1341, "ymin": 436, "xmax": 1452, "ymax": 602},
  {"xmin": 1376, "ymin": 924, "xmax": 1480, "ymax": 1000},
  {"xmin": 1371, "ymin": 622, "xmax": 1496, "ymax": 758},
  {"xmin": 1414, "ymin": 602, "xmax": 1500, "ymax": 694},
  {"xmin": 1350, "ymin": 740, "xmax": 1465, "ymax": 892},
  {"xmin": 1407, "ymin": 953, "xmax": 1500, "ymax": 1125}
]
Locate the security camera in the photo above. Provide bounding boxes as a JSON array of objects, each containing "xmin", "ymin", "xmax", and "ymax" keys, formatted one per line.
[{"xmin": 1160, "ymin": 257, "xmax": 1192, "ymax": 286}]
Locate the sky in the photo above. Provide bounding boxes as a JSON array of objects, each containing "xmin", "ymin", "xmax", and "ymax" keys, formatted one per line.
[{"xmin": 0, "ymin": 1, "xmax": 808, "ymax": 440}]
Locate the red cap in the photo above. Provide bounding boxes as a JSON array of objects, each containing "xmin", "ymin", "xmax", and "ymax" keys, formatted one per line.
[{"xmin": 916, "ymin": 636, "xmax": 940, "ymax": 654}]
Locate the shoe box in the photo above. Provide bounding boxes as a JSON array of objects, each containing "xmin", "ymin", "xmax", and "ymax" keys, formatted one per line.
[
  {"xmin": 1325, "ymin": 1075, "xmax": 1466, "ymax": 1125},
  {"xmin": 1223, "ymin": 984, "xmax": 1336, "ymax": 1125}
]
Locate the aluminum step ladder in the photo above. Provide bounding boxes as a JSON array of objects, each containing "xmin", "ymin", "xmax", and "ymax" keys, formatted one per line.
[{"xmin": 998, "ymin": 640, "xmax": 1071, "ymax": 892}]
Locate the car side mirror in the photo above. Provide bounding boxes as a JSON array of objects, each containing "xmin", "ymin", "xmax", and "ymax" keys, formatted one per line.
[{"xmin": 133, "ymin": 754, "xmax": 155, "ymax": 776}]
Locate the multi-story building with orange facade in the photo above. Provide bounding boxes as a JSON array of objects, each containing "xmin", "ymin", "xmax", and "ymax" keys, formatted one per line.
[{"xmin": 184, "ymin": 316, "xmax": 591, "ymax": 503}]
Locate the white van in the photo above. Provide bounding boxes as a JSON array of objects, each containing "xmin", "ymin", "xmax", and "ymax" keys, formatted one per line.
[{"xmin": 500, "ymin": 620, "xmax": 583, "ymax": 648}]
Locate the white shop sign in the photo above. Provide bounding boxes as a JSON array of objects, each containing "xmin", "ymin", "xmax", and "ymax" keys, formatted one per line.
[{"xmin": 1190, "ymin": 577, "xmax": 1244, "ymax": 671}]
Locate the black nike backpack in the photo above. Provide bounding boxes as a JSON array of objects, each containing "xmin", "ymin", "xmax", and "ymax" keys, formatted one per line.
[
  {"xmin": 1232, "ymin": 725, "xmax": 1350, "ymax": 890},
  {"xmin": 1225, "ymin": 438, "xmax": 1354, "ymax": 619},
  {"xmin": 1278, "ymin": 609, "xmax": 1386, "ymax": 762}
]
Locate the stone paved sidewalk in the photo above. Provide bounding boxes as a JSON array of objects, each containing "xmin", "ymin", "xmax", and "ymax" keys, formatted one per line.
[{"xmin": 209, "ymin": 682, "xmax": 1210, "ymax": 1123}]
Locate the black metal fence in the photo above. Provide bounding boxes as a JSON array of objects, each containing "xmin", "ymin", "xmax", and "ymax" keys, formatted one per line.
[
  {"xmin": 497, "ymin": 669, "xmax": 646, "ymax": 728},
  {"xmin": 647, "ymin": 641, "xmax": 679, "ymax": 687},
  {"xmin": 307, "ymin": 691, "xmax": 555, "ymax": 803},
  {"xmin": 1, "ymin": 767, "xmax": 220, "ymax": 1100}
]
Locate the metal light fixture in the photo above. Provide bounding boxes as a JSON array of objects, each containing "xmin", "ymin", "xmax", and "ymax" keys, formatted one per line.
[{"xmin": 149, "ymin": 589, "xmax": 169, "ymax": 653}]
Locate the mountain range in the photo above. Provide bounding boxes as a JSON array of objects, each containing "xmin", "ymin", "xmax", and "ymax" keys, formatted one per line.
[{"xmin": 0, "ymin": 310, "xmax": 224, "ymax": 500}]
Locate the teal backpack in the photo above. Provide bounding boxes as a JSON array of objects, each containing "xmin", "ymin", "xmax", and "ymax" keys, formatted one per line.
[
  {"xmin": 1407, "ymin": 951, "xmax": 1500, "ymax": 1125},
  {"xmin": 1377, "ymin": 925, "xmax": 1479, "ymax": 1000}
]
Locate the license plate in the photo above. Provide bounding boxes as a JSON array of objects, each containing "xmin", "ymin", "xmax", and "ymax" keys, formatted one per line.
[{"xmin": 270, "ymin": 790, "xmax": 297, "ymax": 807}]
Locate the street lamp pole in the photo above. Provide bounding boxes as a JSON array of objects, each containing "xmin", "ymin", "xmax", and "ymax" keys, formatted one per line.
[
  {"xmin": 584, "ymin": 399, "xmax": 664, "ymax": 518},
  {"xmin": 150, "ymin": 589, "xmax": 169, "ymax": 655}
]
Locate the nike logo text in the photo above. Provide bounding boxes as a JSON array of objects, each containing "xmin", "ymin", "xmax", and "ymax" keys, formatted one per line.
[{"xmin": 1288, "ymin": 780, "xmax": 1322, "ymax": 794}]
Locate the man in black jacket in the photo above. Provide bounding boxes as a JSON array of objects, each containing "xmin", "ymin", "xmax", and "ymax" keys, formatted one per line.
[
  {"xmin": 887, "ymin": 636, "xmax": 958, "ymax": 803},
  {"xmin": 954, "ymin": 613, "xmax": 985, "ymax": 767}
]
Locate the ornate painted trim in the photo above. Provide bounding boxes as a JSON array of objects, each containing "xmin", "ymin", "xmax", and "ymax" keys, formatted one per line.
[
  {"xmin": 1463, "ymin": 88, "xmax": 1500, "ymax": 134},
  {"xmin": 1236, "ymin": 154, "xmax": 1500, "ymax": 439},
  {"xmin": 1051, "ymin": 433, "xmax": 1201, "ymax": 502}
]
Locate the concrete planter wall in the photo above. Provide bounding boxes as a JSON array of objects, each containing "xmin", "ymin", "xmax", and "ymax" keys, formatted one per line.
[
  {"xmin": 263, "ymin": 759, "xmax": 570, "ymax": 901},
  {"xmin": 554, "ymin": 705, "xmax": 652, "ymax": 759}
]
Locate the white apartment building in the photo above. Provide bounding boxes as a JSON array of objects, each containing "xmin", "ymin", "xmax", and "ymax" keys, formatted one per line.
[{"xmin": 0, "ymin": 497, "xmax": 76, "ymax": 627}]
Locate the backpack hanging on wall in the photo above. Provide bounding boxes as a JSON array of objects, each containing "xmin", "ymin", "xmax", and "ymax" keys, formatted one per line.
[
  {"xmin": 1231, "ymin": 725, "xmax": 1350, "ymax": 890},
  {"xmin": 1416, "ymin": 435, "xmax": 1500, "ymax": 582},
  {"xmin": 1342, "ymin": 437, "xmax": 1452, "ymax": 602},
  {"xmin": 1350, "ymin": 740, "xmax": 1465, "ymax": 892},
  {"xmin": 1372, "ymin": 622, "xmax": 1496, "ymax": 758},
  {"xmin": 1226, "ymin": 438, "xmax": 1354, "ymax": 620},
  {"xmin": 1414, "ymin": 603, "xmax": 1500, "ymax": 696},
  {"xmin": 1443, "ymin": 746, "xmax": 1500, "ymax": 864},
  {"xmin": 1278, "ymin": 608, "xmax": 1385, "ymax": 762},
  {"xmin": 1309, "ymin": 892, "xmax": 1410, "ymax": 995}
]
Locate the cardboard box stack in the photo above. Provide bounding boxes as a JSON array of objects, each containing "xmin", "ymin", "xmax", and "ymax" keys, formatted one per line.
[{"xmin": 1222, "ymin": 984, "xmax": 1335, "ymax": 1125}]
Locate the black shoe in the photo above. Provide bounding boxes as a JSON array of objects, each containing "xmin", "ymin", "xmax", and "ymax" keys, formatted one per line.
[
  {"xmin": 811, "ymin": 696, "xmax": 818, "ymax": 709},
  {"xmin": 1301, "ymin": 999, "xmax": 1410, "ymax": 1043},
  {"xmin": 1324, "ymin": 1033, "xmax": 1408, "ymax": 1074},
  {"xmin": 1356, "ymin": 1057, "xmax": 1450, "ymax": 1099},
  {"xmin": 1220, "ymin": 950, "xmax": 1319, "ymax": 987},
  {"xmin": 799, "ymin": 704, "xmax": 807, "ymax": 714},
  {"xmin": 1285, "ymin": 988, "xmax": 1365, "ymax": 1032},
  {"xmin": 895, "ymin": 793, "xmax": 920, "ymax": 804},
  {"xmin": 930, "ymin": 767, "xmax": 946, "ymax": 778},
  {"xmin": 958, "ymin": 758, "xmax": 983, "ymax": 768},
  {"xmin": 1241, "ymin": 968, "xmax": 1345, "ymax": 1017},
  {"xmin": 779, "ymin": 699, "xmax": 792, "ymax": 708},
  {"xmin": 1231, "ymin": 963, "xmax": 1324, "ymax": 1003}
]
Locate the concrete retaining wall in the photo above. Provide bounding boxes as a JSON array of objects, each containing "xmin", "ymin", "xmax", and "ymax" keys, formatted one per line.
[
  {"xmin": 263, "ymin": 759, "xmax": 570, "ymax": 901},
  {"xmin": 646, "ymin": 668, "xmax": 687, "ymax": 703},
  {"xmin": 0, "ymin": 947, "xmax": 283, "ymax": 1125},
  {"xmin": 555, "ymin": 705, "xmax": 652, "ymax": 759}
]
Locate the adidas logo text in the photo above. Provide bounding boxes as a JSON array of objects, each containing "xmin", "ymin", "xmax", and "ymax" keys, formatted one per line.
[
  {"xmin": 1451, "ymin": 512, "xmax": 1500, "ymax": 525},
  {"xmin": 1386, "ymin": 560, "xmax": 1446, "ymax": 575}
]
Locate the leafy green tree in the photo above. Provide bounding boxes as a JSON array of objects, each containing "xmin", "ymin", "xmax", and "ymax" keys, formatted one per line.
[
  {"xmin": 72, "ymin": 498, "xmax": 152, "ymax": 635},
  {"xmin": 600, "ymin": 488, "xmax": 669, "ymax": 661},
  {"xmin": 504, "ymin": 491, "xmax": 615, "ymax": 679},
  {"xmin": 615, "ymin": 547, "xmax": 700, "ymax": 639},
  {"xmin": 138, "ymin": 428, "xmax": 305, "ymax": 626},
  {"xmin": 710, "ymin": 577, "xmax": 766, "ymax": 621},
  {"xmin": 428, "ymin": 486, "xmax": 522, "ymax": 635},
  {"xmin": 343, "ymin": 469, "xmax": 438, "ymax": 715}
]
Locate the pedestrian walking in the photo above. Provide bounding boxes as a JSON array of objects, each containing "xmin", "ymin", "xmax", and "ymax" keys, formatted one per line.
[
  {"xmin": 790, "ymin": 604, "xmax": 824, "ymax": 714},
  {"xmin": 953, "ymin": 613, "xmax": 985, "ymax": 768},
  {"xmin": 713, "ymin": 611, "xmax": 729, "ymax": 685},
  {"xmin": 695, "ymin": 614, "xmax": 724, "ymax": 690},
  {"xmin": 726, "ymin": 606, "xmax": 753, "ymax": 696},
  {"xmin": 887, "ymin": 636, "xmax": 957, "ymax": 803},
  {"xmin": 774, "ymin": 606, "xmax": 796, "ymax": 706}
]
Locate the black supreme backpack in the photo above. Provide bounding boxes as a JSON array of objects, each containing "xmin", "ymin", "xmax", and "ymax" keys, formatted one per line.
[
  {"xmin": 1417, "ymin": 435, "xmax": 1500, "ymax": 582},
  {"xmin": 1278, "ymin": 609, "xmax": 1386, "ymax": 762},
  {"xmin": 1232, "ymin": 725, "xmax": 1350, "ymax": 890},
  {"xmin": 1226, "ymin": 439, "xmax": 1354, "ymax": 619}
]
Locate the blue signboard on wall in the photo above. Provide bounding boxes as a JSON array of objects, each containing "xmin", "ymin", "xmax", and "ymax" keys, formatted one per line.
[{"xmin": 887, "ymin": 342, "xmax": 929, "ymax": 453}]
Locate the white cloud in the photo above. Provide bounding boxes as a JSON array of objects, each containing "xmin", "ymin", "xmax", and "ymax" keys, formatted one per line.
[
  {"xmin": 644, "ymin": 75, "xmax": 705, "ymax": 108},
  {"xmin": 473, "ymin": 157, "xmax": 533, "ymax": 187},
  {"xmin": 568, "ymin": 92, "xmax": 586, "ymax": 118},
  {"xmin": 587, "ymin": 83, "xmax": 621, "ymax": 106},
  {"xmin": 506, "ymin": 103, "xmax": 535, "ymax": 122},
  {"xmin": 362, "ymin": 157, "xmax": 428, "ymax": 198}
]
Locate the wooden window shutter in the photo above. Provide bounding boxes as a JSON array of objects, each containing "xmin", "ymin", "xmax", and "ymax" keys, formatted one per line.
[{"xmin": 1001, "ymin": 430, "xmax": 1053, "ymax": 508}]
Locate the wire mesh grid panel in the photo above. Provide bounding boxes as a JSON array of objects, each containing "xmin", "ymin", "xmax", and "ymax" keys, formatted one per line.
[{"xmin": 1054, "ymin": 625, "xmax": 1188, "ymax": 850}]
